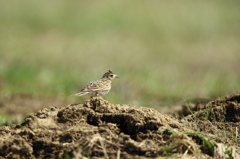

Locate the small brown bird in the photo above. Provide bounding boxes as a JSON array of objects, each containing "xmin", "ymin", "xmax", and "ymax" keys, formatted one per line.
[{"xmin": 73, "ymin": 69, "xmax": 119, "ymax": 98}]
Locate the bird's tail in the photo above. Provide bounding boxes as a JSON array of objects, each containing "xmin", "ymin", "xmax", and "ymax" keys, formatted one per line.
[{"xmin": 71, "ymin": 92, "xmax": 88, "ymax": 96}]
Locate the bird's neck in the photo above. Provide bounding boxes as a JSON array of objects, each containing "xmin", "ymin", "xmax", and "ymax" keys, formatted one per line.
[{"xmin": 102, "ymin": 77, "xmax": 112, "ymax": 82}]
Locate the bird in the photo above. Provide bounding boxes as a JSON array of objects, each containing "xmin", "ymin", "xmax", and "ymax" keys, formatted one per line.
[{"xmin": 73, "ymin": 69, "xmax": 119, "ymax": 98}]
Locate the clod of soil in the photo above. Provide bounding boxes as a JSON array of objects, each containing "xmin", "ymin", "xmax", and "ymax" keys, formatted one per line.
[{"xmin": 1, "ymin": 92, "xmax": 240, "ymax": 159}]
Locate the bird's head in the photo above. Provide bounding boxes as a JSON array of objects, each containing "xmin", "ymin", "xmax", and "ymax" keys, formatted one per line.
[{"xmin": 102, "ymin": 69, "xmax": 120, "ymax": 80}]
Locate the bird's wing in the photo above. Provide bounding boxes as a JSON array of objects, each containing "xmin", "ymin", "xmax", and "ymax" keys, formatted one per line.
[{"xmin": 80, "ymin": 79, "xmax": 110, "ymax": 92}]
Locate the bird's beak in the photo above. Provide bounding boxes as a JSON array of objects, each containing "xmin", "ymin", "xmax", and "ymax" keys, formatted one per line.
[{"xmin": 115, "ymin": 75, "xmax": 120, "ymax": 78}]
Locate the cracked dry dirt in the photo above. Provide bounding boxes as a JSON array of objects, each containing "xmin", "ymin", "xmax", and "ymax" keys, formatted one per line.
[{"xmin": 1, "ymin": 92, "xmax": 240, "ymax": 159}]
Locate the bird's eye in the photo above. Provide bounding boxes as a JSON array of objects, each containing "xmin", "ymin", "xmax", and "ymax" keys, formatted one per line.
[{"xmin": 110, "ymin": 75, "xmax": 113, "ymax": 77}]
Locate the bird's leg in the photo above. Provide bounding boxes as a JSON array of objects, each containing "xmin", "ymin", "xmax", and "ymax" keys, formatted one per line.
[
  {"xmin": 96, "ymin": 93, "xmax": 100, "ymax": 100},
  {"xmin": 96, "ymin": 93, "xmax": 104, "ymax": 101}
]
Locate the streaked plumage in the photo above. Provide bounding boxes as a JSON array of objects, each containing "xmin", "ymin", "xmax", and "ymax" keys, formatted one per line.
[{"xmin": 74, "ymin": 69, "xmax": 119, "ymax": 98}]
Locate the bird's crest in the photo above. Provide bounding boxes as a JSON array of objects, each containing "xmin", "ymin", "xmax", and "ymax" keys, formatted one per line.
[{"xmin": 107, "ymin": 69, "xmax": 113, "ymax": 74}]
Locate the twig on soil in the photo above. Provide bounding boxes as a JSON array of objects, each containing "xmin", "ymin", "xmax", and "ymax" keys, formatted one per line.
[
  {"xmin": 183, "ymin": 145, "xmax": 192, "ymax": 157},
  {"xmin": 99, "ymin": 137, "xmax": 109, "ymax": 159},
  {"xmin": 86, "ymin": 133, "xmax": 109, "ymax": 159},
  {"xmin": 236, "ymin": 127, "xmax": 238, "ymax": 141},
  {"xmin": 117, "ymin": 149, "xmax": 121, "ymax": 159}
]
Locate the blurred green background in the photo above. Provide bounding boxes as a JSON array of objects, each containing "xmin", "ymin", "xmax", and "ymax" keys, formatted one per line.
[{"xmin": 0, "ymin": 0, "xmax": 240, "ymax": 110}]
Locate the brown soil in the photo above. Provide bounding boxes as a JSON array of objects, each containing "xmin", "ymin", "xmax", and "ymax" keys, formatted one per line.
[{"xmin": 1, "ymin": 92, "xmax": 240, "ymax": 158}]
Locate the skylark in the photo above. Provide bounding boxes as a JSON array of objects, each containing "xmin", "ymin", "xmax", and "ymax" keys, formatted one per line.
[{"xmin": 73, "ymin": 69, "xmax": 119, "ymax": 98}]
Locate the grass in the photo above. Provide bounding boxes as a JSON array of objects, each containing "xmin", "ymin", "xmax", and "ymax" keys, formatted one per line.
[
  {"xmin": 0, "ymin": 113, "xmax": 24, "ymax": 126},
  {"xmin": 0, "ymin": 0, "xmax": 240, "ymax": 109},
  {"xmin": 0, "ymin": 114, "xmax": 10, "ymax": 126},
  {"xmin": 186, "ymin": 132, "xmax": 215, "ymax": 156}
]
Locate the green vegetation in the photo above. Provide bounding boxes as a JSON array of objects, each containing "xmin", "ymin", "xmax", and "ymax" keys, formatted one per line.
[
  {"xmin": 0, "ymin": 113, "xmax": 23, "ymax": 126},
  {"xmin": 0, "ymin": 114, "xmax": 10, "ymax": 126},
  {"xmin": 186, "ymin": 132, "xmax": 215, "ymax": 156},
  {"xmin": 0, "ymin": 0, "xmax": 240, "ymax": 108}
]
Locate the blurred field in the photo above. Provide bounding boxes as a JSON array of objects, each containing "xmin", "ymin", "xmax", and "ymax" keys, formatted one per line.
[{"xmin": 0, "ymin": 0, "xmax": 240, "ymax": 111}]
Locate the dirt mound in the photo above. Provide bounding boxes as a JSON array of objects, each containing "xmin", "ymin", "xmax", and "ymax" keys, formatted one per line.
[
  {"xmin": 1, "ymin": 92, "xmax": 240, "ymax": 158},
  {"xmin": 179, "ymin": 92, "xmax": 240, "ymax": 158}
]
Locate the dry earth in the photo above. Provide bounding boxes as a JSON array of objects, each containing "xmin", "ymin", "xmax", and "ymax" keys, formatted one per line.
[{"xmin": 1, "ymin": 92, "xmax": 240, "ymax": 158}]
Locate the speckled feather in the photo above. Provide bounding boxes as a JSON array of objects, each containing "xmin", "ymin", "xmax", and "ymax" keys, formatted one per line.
[{"xmin": 77, "ymin": 78, "xmax": 111, "ymax": 95}]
